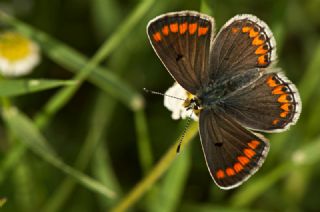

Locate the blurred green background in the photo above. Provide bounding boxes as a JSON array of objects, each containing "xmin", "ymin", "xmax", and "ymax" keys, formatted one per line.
[{"xmin": 0, "ymin": 0, "xmax": 320, "ymax": 211}]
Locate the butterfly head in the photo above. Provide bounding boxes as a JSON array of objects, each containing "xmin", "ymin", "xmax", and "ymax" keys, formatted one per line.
[{"xmin": 183, "ymin": 93, "xmax": 202, "ymax": 116}]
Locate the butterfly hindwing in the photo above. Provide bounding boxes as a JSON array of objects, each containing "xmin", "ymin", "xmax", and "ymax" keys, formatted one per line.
[
  {"xmin": 224, "ymin": 72, "xmax": 302, "ymax": 132},
  {"xmin": 209, "ymin": 14, "xmax": 276, "ymax": 82},
  {"xmin": 199, "ymin": 109, "xmax": 269, "ymax": 189},
  {"xmin": 147, "ymin": 11, "xmax": 214, "ymax": 94}
]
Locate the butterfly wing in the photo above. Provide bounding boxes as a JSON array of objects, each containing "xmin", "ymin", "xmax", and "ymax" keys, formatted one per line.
[
  {"xmin": 224, "ymin": 72, "xmax": 301, "ymax": 132},
  {"xmin": 147, "ymin": 11, "xmax": 214, "ymax": 94},
  {"xmin": 209, "ymin": 14, "xmax": 276, "ymax": 82},
  {"xmin": 199, "ymin": 109, "xmax": 269, "ymax": 189}
]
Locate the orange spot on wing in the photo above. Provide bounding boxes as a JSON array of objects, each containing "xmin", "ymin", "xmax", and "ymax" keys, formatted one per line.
[
  {"xmin": 216, "ymin": 169, "xmax": 225, "ymax": 179},
  {"xmin": 162, "ymin": 25, "xmax": 169, "ymax": 36},
  {"xmin": 189, "ymin": 23, "xmax": 198, "ymax": 34},
  {"xmin": 244, "ymin": 148, "xmax": 256, "ymax": 158},
  {"xmin": 232, "ymin": 27, "xmax": 240, "ymax": 33},
  {"xmin": 272, "ymin": 118, "xmax": 280, "ymax": 125},
  {"xmin": 281, "ymin": 103, "xmax": 291, "ymax": 111},
  {"xmin": 198, "ymin": 26, "xmax": 209, "ymax": 36},
  {"xmin": 234, "ymin": 163, "xmax": 243, "ymax": 173},
  {"xmin": 179, "ymin": 22, "xmax": 188, "ymax": 34},
  {"xmin": 252, "ymin": 36, "xmax": 264, "ymax": 45},
  {"xmin": 267, "ymin": 76, "xmax": 278, "ymax": 87},
  {"xmin": 272, "ymin": 85, "xmax": 285, "ymax": 95},
  {"xmin": 258, "ymin": 55, "xmax": 268, "ymax": 65},
  {"xmin": 226, "ymin": 168, "xmax": 236, "ymax": 176},
  {"xmin": 255, "ymin": 45, "xmax": 268, "ymax": 55},
  {"xmin": 249, "ymin": 27, "xmax": 259, "ymax": 38},
  {"xmin": 249, "ymin": 28, "xmax": 259, "ymax": 38},
  {"xmin": 242, "ymin": 26, "xmax": 252, "ymax": 33},
  {"xmin": 248, "ymin": 140, "xmax": 260, "ymax": 149},
  {"xmin": 278, "ymin": 94, "xmax": 288, "ymax": 103},
  {"xmin": 170, "ymin": 23, "xmax": 178, "ymax": 33},
  {"xmin": 152, "ymin": 32, "xmax": 161, "ymax": 42},
  {"xmin": 280, "ymin": 111, "xmax": 289, "ymax": 118},
  {"xmin": 238, "ymin": 156, "xmax": 250, "ymax": 166}
]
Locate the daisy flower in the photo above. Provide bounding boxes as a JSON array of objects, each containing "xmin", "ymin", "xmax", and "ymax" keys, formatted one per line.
[
  {"xmin": 0, "ymin": 31, "xmax": 40, "ymax": 77},
  {"xmin": 164, "ymin": 82, "xmax": 199, "ymax": 121}
]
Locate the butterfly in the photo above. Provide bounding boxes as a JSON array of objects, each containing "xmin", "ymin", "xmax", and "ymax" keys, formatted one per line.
[{"xmin": 147, "ymin": 11, "xmax": 301, "ymax": 189}]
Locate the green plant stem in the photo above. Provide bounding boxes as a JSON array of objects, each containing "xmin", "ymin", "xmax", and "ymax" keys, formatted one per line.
[
  {"xmin": 24, "ymin": 0, "xmax": 155, "ymax": 129},
  {"xmin": 39, "ymin": 0, "xmax": 156, "ymax": 208},
  {"xmin": 0, "ymin": 11, "xmax": 143, "ymax": 113},
  {"xmin": 2, "ymin": 107, "xmax": 116, "ymax": 199},
  {"xmin": 134, "ymin": 109, "xmax": 153, "ymax": 175},
  {"xmin": 111, "ymin": 122, "xmax": 198, "ymax": 212},
  {"xmin": 149, "ymin": 143, "xmax": 191, "ymax": 212},
  {"xmin": 13, "ymin": 158, "xmax": 35, "ymax": 212},
  {"xmin": 0, "ymin": 79, "xmax": 76, "ymax": 97},
  {"xmin": 42, "ymin": 92, "xmax": 116, "ymax": 212},
  {"xmin": 0, "ymin": 142, "xmax": 25, "ymax": 183},
  {"xmin": 0, "ymin": 0, "xmax": 156, "ymax": 202},
  {"xmin": 35, "ymin": 0, "xmax": 154, "ymax": 127},
  {"xmin": 92, "ymin": 141, "xmax": 122, "ymax": 209}
]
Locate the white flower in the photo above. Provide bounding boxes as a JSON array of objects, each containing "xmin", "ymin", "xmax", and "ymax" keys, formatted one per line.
[
  {"xmin": 0, "ymin": 31, "xmax": 40, "ymax": 77},
  {"xmin": 164, "ymin": 82, "xmax": 198, "ymax": 121}
]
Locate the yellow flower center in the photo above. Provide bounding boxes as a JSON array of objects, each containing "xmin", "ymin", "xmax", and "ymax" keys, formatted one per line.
[{"xmin": 0, "ymin": 32, "xmax": 31, "ymax": 61}]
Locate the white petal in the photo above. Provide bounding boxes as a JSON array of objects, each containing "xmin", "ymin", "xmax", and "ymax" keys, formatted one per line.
[{"xmin": 164, "ymin": 83, "xmax": 198, "ymax": 121}]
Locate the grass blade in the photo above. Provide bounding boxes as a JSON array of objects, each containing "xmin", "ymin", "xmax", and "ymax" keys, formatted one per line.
[
  {"xmin": 42, "ymin": 92, "xmax": 119, "ymax": 212},
  {"xmin": 134, "ymin": 109, "xmax": 153, "ymax": 175},
  {"xmin": 13, "ymin": 160, "xmax": 36, "ymax": 211},
  {"xmin": 149, "ymin": 145, "xmax": 191, "ymax": 212},
  {"xmin": 2, "ymin": 106, "xmax": 116, "ymax": 199},
  {"xmin": 0, "ymin": 79, "xmax": 76, "ymax": 97},
  {"xmin": 92, "ymin": 142, "xmax": 123, "ymax": 209},
  {"xmin": 0, "ymin": 142, "xmax": 25, "ymax": 183},
  {"xmin": 0, "ymin": 11, "xmax": 143, "ymax": 111},
  {"xmin": 111, "ymin": 122, "xmax": 198, "ymax": 212}
]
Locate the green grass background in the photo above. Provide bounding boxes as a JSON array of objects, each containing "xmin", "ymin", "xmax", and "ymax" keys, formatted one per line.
[{"xmin": 0, "ymin": 0, "xmax": 319, "ymax": 211}]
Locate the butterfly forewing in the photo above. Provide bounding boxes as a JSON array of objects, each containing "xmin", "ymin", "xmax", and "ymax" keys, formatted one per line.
[
  {"xmin": 209, "ymin": 14, "xmax": 276, "ymax": 82},
  {"xmin": 199, "ymin": 109, "xmax": 269, "ymax": 189},
  {"xmin": 147, "ymin": 11, "xmax": 214, "ymax": 94}
]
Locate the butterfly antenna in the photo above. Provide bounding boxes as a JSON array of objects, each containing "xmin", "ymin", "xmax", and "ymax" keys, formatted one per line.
[
  {"xmin": 176, "ymin": 112, "xmax": 193, "ymax": 153},
  {"xmin": 143, "ymin": 88, "xmax": 185, "ymax": 101}
]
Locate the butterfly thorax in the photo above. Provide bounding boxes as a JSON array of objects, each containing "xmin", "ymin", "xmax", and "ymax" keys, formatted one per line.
[{"xmin": 198, "ymin": 69, "xmax": 262, "ymax": 108}]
